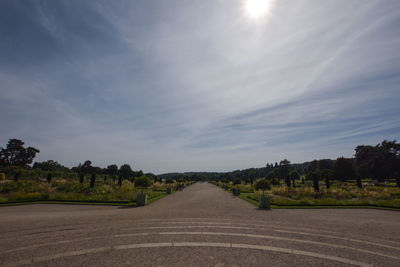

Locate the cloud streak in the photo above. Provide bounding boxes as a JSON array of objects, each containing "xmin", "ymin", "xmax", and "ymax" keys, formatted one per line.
[{"xmin": 1, "ymin": 0, "xmax": 399, "ymax": 173}]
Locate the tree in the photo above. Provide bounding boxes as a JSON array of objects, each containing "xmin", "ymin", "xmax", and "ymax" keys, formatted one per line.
[
  {"xmin": 33, "ymin": 160, "xmax": 69, "ymax": 172},
  {"xmin": 289, "ymin": 170, "xmax": 300, "ymax": 188},
  {"xmin": 166, "ymin": 178, "xmax": 174, "ymax": 190},
  {"xmin": 307, "ymin": 160, "xmax": 319, "ymax": 173},
  {"xmin": 105, "ymin": 164, "xmax": 119, "ymax": 181},
  {"xmin": 356, "ymin": 175, "xmax": 362, "ymax": 189},
  {"xmin": 278, "ymin": 159, "xmax": 291, "ymax": 181},
  {"xmin": 119, "ymin": 164, "xmax": 133, "ymax": 180},
  {"xmin": 14, "ymin": 169, "xmax": 22, "ymax": 181},
  {"xmin": 0, "ymin": 139, "xmax": 40, "ymax": 167},
  {"xmin": 266, "ymin": 170, "xmax": 276, "ymax": 180},
  {"xmin": 254, "ymin": 178, "xmax": 271, "ymax": 197},
  {"xmin": 82, "ymin": 160, "xmax": 93, "ymax": 174},
  {"xmin": 118, "ymin": 174, "xmax": 123, "ymax": 187},
  {"xmin": 233, "ymin": 178, "xmax": 241, "ymax": 188},
  {"xmin": 334, "ymin": 157, "xmax": 356, "ymax": 182},
  {"xmin": 318, "ymin": 159, "xmax": 334, "ymax": 170},
  {"xmin": 355, "ymin": 140, "xmax": 400, "ymax": 181},
  {"xmin": 79, "ymin": 173, "xmax": 84, "ymax": 184},
  {"xmin": 135, "ymin": 176, "xmax": 152, "ymax": 194},
  {"xmin": 90, "ymin": 173, "xmax": 96, "ymax": 188},
  {"xmin": 285, "ymin": 176, "xmax": 291, "ymax": 188},
  {"xmin": 46, "ymin": 173, "xmax": 52, "ymax": 183},
  {"xmin": 311, "ymin": 171, "xmax": 320, "ymax": 192},
  {"xmin": 321, "ymin": 169, "xmax": 333, "ymax": 189}
]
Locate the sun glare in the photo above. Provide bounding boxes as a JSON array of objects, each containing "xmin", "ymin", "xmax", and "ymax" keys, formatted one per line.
[{"xmin": 245, "ymin": 0, "xmax": 273, "ymax": 19}]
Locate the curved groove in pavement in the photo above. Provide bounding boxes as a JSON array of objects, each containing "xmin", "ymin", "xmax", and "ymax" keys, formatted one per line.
[
  {"xmin": 2, "ymin": 230, "xmax": 399, "ymax": 261},
  {"xmin": 129, "ymin": 218, "xmax": 400, "ymax": 247},
  {"xmin": 7, "ymin": 242, "xmax": 373, "ymax": 267},
  {"xmin": 124, "ymin": 225, "xmax": 400, "ymax": 251}
]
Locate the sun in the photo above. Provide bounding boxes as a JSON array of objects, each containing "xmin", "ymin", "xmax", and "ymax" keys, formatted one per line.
[{"xmin": 245, "ymin": 0, "xmax": 274, "ymax": 19}]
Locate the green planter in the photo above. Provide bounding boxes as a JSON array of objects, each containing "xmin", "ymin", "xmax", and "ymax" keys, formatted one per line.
[
  {"xmin": 166, "ymin": 187, "xmax": 172, "ymax": 194},
  {"xmin": 137, "ymin": 194, "xmax": 148, "ymax": 206},
  {"xmin": 259, "ymin": 195, "xmax": 271, "ymax": 210}
]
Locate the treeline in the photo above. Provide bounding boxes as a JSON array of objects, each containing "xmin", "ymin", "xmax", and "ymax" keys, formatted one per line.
[
  {"xmin": 0, "ymin": 139, "xmax": 158, "ymax": 187},
  {"xmin": 1, "ymin": 138, "xmax": 399, "ymax": 187},
  {"xmin": 160, "ymin": 140, "xmax": 400, "ymax": 186}
]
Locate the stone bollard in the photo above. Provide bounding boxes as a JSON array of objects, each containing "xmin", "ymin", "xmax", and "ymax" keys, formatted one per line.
[
  {"xmin": 137, "ymin": 194, "xmax": 148, "ymax": 206},
  {"xmin": 259, "ymin": 195, "xmax": 271, "ymax": 210}
]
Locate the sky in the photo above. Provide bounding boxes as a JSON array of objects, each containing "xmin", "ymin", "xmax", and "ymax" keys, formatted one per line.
[{"xmin": 0, "ymin": 0, "xmax": 399, "ymax": 174}]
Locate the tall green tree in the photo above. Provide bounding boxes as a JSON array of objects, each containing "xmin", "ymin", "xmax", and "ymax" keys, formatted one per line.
[
  {"xmin": 33, "ymin": 160, "xmax": 69, "ymax": 172},
  {"xmin": 119, "ymin": 164, "xmax": 134, "ymax": 180},
  {"xmin": 90, "ymin": 173, "xmax": 96, "ymax": 188},
  {"xmin": 355, "ymin": 140, "xmax": 400, "ymax": 181},
  {"xmin": 311, "ymin": 171, "xmax": 320, "ymax": 192},
  {"xmin": 0, "ymin": 139, "xmax": 39, "ymax": 167},
  {"xmin": 278, "ymin": 159, "xmax": 291, "ymax": 181},
  {"xmin": 105, "ymin": 164, "xmax": 119, "ymax": 181},
  {"xmin": 321, "ymin": 169, "xmax": 333, "ymax": 189},
  {"xmin": 289, "ymin": 170, "xmax": 300, "ymax": 188},
  {"xmin": 334, "ymin": 157, "xmax": 356, "ymax": 182}
]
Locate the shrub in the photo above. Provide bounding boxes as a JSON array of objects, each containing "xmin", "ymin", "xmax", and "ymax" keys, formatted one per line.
[
  {"xmin": 233, "ymin": 178, "xmax": 241, "ymax": 187},
  {"xmin": 271, "ymin": 178, "xmax": 280, "ymax": 186},
  {"xmin": 254, "ymin": 179, "xmax": 271, "ymax": 196},
  {"xmin": 135, "ymin": 176, "xmax": 152, "ymax": 194},
  {"xmin": 46, "ymin": 173, "xmax": 52, "ymax": 183},
  {"xmin": 166, "ymin": 178, "xmax": 174, "ymax": 187},
  {"xmin": 311, "ymin": 171, "xmax": 320, "ymax": 192},
  {"xmin": 90, "ymin": 174, "xmax": 96, "ymax": 188},
  {"xmin": 79, "ymin": 173, "xmax": 84, "ymax": 184},
  {"xmin": 14, "ymin": 170, "xmax": 22, "ymax": 181},
  {"xmin": 0, "ymin": 173, "xmax": 5, "ymax": 181},
  {"xmin": 118, "ymin": 174, "xmax": 123, "ymax": 187}
]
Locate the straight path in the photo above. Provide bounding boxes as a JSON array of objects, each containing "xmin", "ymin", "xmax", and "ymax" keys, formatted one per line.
[{"xmin": 0, "ymin": 182, "xmax": 399, "ymax": 266}]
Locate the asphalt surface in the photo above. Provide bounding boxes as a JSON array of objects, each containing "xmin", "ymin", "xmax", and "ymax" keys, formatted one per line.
[{"xmin": 0, "ymin": 182, "xmax": 399, "ymax": 266}]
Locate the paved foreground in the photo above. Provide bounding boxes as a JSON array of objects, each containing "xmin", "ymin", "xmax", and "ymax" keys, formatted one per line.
[{"xmin": 0, "ymin": 182, "xmax": 399, "ymax": 266}]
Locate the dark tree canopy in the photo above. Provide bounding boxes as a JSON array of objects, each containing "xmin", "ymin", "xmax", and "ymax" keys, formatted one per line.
[
  {"xmin": 33, "ymin": 160, "xmax": 69, "ymax": 172},
  {"xmin": 105, "ymin": 164, "xmax": 119, "ymax": 177},
  {"xmin": 334, "ymin": 157, "xmax": 356, "ymax": 181},
  {"xmin": 278, "ymin": 159, "xmax": 291, "ymax": 180},
  {"xmin": 233, "ymin": 178, "xmax": 241, "ymax": 186},
  {"xmin": 254, "ymin": 178, "xmax": 271, "ymax": 195},
  {"xmin": 135, "ymin": 176, "xmax": 152, "ymax": 191},
  {"xmin": 355, "ymin": 140, "xmax": 400, "ymax": 181},
  {"xmin": 0, "ymin": 139, "xmax": 39, "ymax": 167},
  {"xmin": 289, "ymin": 170, "xmax": 300, "ymax": 181},
  {"xmin": 119, "ymin": 164, "xmax": 134, "ymax": 180}
]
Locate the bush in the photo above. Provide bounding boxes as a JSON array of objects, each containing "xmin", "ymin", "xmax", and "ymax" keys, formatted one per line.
[
  {"xmin": 271, "ymin": 178, "xmax": 280, "ymax": 186},
  {"xmin": 135, "ymin": 176, "xmax": 152, "ymax": 194},
  {"xmin": 255, "ymin": 179, "xmax": 271, "ymax": 196},
  {"xmin": 233, "ymin": 178, "xmax": 241, "ymax": 186},
  {"xmin": 0, "ymin": 173, "xmax": 5, "ymax": 181}
]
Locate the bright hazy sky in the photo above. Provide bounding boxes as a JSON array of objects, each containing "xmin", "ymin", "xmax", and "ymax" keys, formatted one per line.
[{"xmin": 1, "ymin": 0, "xmax": 399, "ymax": 174}]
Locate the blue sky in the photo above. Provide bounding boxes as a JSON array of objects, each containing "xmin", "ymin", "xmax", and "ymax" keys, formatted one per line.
[{"xmin": 1, "ymin": 0, "xmax": 399, "ymax": 174}]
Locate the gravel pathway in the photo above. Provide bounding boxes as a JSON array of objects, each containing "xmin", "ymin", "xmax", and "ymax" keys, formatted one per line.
[{"xmin": 0, "ymin": 182, "xmax": 399, "ymax": 266}]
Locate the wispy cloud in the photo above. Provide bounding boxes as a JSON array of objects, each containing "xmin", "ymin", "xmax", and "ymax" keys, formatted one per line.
[{"xmin": 1, "ymin": 0, "xmax": 399, "ymax": 173}]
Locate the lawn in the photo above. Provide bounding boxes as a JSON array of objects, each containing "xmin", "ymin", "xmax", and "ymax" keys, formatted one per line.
[
  {"xmin": 0, "ymin": 179, "xmax": 189, "ymax": 206},
  {"xmin": 214, "ymin": 180, "xmax": 400, "ymax": 210}
]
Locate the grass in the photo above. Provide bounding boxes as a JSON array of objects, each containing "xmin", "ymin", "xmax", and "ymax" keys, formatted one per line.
[
  {"xmin": 237, "ymin": 192, "xmax": 400, "ymax": 211},
  {"xmin": 216, "ymin": 180, "xmax": 400, "ymax": 210},
  {"xmin": 0, "ymin": 179, "xmax": 192, "ymax": 207}
]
